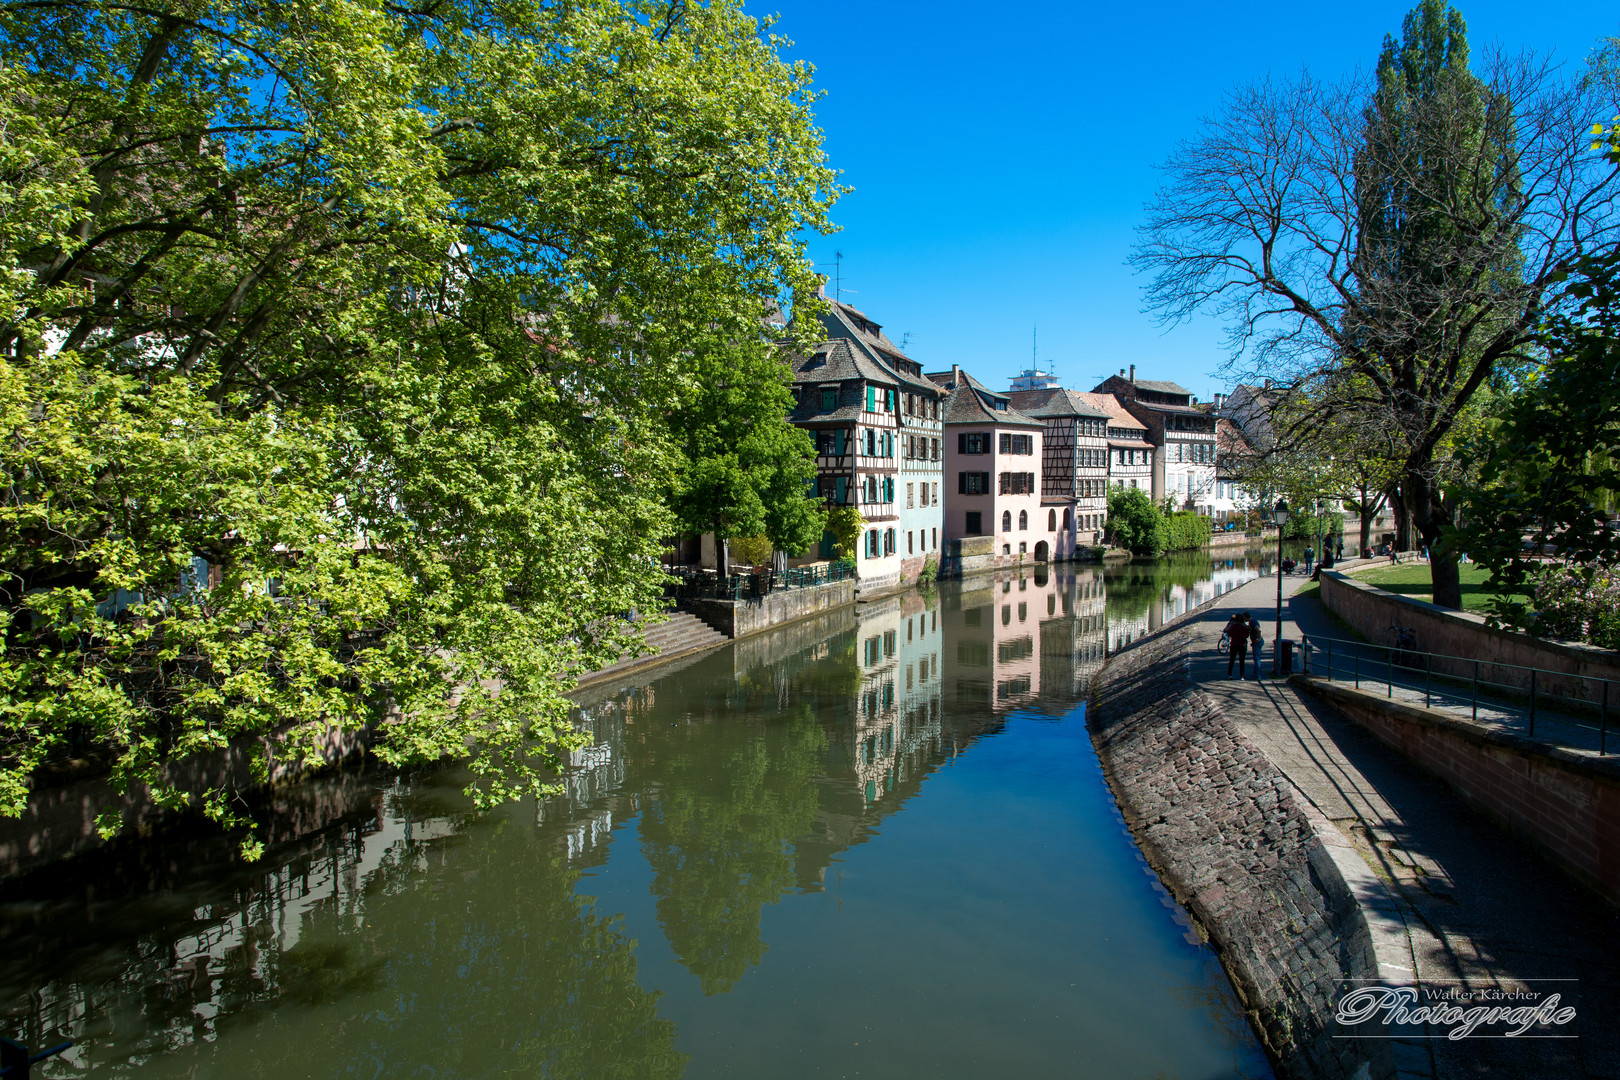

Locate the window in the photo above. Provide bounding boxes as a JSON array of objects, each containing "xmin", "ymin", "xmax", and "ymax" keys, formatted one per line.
[
  {"xmin": 865, "ymin": 429, "xmax": 876, "ymax": 456},
  {"xmin": 816, "ymin": 430, "xmax": 835, "ymax": 455},
  {"xmin": 959, "ymin": 432, "xmax": 990, "ymax": 454},
  {"xmin": 820, "ymin": 388, "xmax": 836, "ymax": 411},
  {"xmin": 1018, "ymin": 510, "xmax": 1028, "ymax": 530},
  {"xmin": 883, "ymin": 477, "xmax": 894, "ymax": 502},
  {"xmin": 959, "ymin": 471, "xmax": 990, "ymax": 494},
  {"xmin": 884, "ymin": 528, "xmax": 895, "ymax": 555},
  {"xmin": 866, "ymin": 529, "xmax": 879, "ymax": 557},
  {"xmin": 906, "ymin": 482, "xmax": 914, "ymax": 508},
  {"xmin": 1002, "ymin": 510, "xmax": 1012, "ymax": 532},
  {"xmin": 1063, "ymin": 507, "xmax": 1072, "ymax": 530},
  {"xmin": 998, "ymin": 472, "xmax": 1035, "ymax": 495},
  {"xmin": 1049, "ymin": 509, "xmax": 1057, "ymax": 530},
  {"xmin": 1002, "ymin": 544, "xmax": 1011, "ymax": 556},
  {"xmin": 907, "ymin": 530, "xmax": 914, "ymax": 554},
  {"xmin": 931, "ymin": 482, "xmax": 938, "ymax": 505},
  {"xmin": 932, "ymin": 527, "xmax": 938, "ymax": 548},
  {"xmin": 998, "ymin": 433, "xmax": 1033, "ymax": 455},
  {"xmin": 965, "ymin": 512, "xmax": 982, "ymax": 535}
]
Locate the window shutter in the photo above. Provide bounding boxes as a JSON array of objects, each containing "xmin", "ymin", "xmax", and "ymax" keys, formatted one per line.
[
  {"xmin": 957, "ymin": 433, "xmax": 966, "ymax": 454},
  {"xmin": 836, "ymin": 476, "xmax": 847, "ymax": 503},
  {"xmin": 866, "ymin": 386, "xmax": 875, "ymax": 412},
  {"xmin": 958, "ymin": 472, "xmax": 966, "ymax": 494}
]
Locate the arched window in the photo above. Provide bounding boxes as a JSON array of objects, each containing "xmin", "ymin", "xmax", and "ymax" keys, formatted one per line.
[
  {"xmin": 1048, "ymin": 509, "xmax": 1057, "ymax": 530},
  {"xmin": 1063, "ymin": 507, "xmax": 1072, "ymax": 530},
  {"xmin": 1002, "ymin": 510, "xmax": 1012, "ymax": 532},
  {"xmin": 1018, "ymin": 510, "xmax": 1028, "ymax": 530}
]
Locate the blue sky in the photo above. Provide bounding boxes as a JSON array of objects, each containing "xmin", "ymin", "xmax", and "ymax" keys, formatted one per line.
[{"xmin": 767, "ymin": 1, "xmax": 1618, "ymax": 400}]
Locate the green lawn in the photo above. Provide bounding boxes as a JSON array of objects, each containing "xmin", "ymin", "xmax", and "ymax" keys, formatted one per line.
[{"xmin": 1349, "ymin": 562, "xmax": 1528, "ymax": 614}]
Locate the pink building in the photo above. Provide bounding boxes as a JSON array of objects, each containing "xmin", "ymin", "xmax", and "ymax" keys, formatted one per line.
[{"xmin": 927, "ymin": 365, "xmax": 1054, "ymax": 564}]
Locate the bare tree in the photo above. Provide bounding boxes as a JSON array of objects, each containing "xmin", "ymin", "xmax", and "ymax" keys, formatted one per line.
[{"xmin": 1135, "ymin": 47, "xmax": 1620, "ymax": 607}]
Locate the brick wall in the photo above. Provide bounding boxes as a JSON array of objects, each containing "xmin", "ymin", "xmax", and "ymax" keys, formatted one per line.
[{"xmin": 1297, "ymin": 677, "xmax": 1620, "ymax": 907}]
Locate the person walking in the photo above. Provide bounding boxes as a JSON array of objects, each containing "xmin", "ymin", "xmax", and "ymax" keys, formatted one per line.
[
  {"xmin": 1248, "ymin": 616, "xmax": 1265, "ymax": 679},
  {"xmin": 1336, "ymin": 537, "xmax": 1344, "ymax": 561},
  {"xmin": 1223, "ymin": 611, "xmax": 1250, "ymax": 678}
]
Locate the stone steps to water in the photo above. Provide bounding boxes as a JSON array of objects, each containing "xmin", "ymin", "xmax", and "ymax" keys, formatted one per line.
[{"xmin": 576, "ymin": 612, "xmax": 727, "ymax": 685}]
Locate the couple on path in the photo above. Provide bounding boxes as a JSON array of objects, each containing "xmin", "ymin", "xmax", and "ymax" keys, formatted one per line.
[{"xmin": 1222, "ymin": 611, "xmax": 1264, "ymax": 679}]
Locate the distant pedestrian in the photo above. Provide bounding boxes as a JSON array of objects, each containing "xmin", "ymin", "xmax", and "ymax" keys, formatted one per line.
[
  {"xmin": 1223, "ymin": 612, "xmax": 1250, "ymax": 678},
  {"xmin": 1248, "ymin": 617, "xmax": 1265, "ymax": 678},
  {"xmin": 1336, "ymin": 537, "xmax": 1344, "ymax": 560},
  {"xmin": 1304, "ymin": 548, "xmax": 1314, "ymax": 574}
]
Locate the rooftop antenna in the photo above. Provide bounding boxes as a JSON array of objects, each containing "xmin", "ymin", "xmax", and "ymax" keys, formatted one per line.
[
  {"xmin": 834, "ymin": 250, "xmax": 844, "ymax": 302},
  {"xmin": 901, "ymin": 331, "xmax": 912, "ymax": 350},
  {"xmin": 1032, "ymin": 325, "xmax": 1037, "ymax": 373}
]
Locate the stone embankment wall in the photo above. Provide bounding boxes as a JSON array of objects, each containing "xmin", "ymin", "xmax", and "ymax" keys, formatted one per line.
[
  {"xmin": 1320, "ymin": 570, "xmax": 1620, "ymax": 699},
  {"xmin": 0, "ymin": 724, "xmax": 372, "ymax": 880},
  {"xmin": 1297, "ymin": 676, "xmax": 1620, "ymax": 908},
  {"xmin": 1090, "ymin": 629, "xmax": 1394, "ymax": 1080},
  {"xmin": 682, "ymin": 578, "xmax": 856, "ymax": 639}
]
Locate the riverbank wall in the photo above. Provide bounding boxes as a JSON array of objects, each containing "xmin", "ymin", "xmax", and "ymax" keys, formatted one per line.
[
  {"xmin": 1294, "ymin": 674, "xmax": 1620, "ymax": 908},
  {"xmin": 1089, "ymin": 625, "xmax": 1397, "ymax": 1080},
  {"xmin": 1321, "ymin": 569, "xmax": 1620, "ymax": 698}
]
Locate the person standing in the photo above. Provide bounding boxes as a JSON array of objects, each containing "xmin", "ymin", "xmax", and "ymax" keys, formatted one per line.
[
  {"xmin": 1336, "ymin": 537, "xmax": 1344, "ymax": 561},
  {"xmin": 1248, "ymin": 616, "xmax": 1265, "ymax": 679},
  {"xmin": 1223, "ymin": 611, "xmax": 1250, "ymax": 678},
  {"xmin": 1304, "ymin": 547, "xmax": 1314, "ymax": 574}
]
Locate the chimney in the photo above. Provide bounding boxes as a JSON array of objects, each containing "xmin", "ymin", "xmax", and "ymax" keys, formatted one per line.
[
  {"xmin": 1119, "ymin": 368, "xmax": 1126, "ymax": 377},
  {"xmin": 951, "ymin": 364, "xmax": 961, "ymax": 389},
  {"xmin": 1129, "ymin": 364, "xmax": 1136, "ymax": 383}
]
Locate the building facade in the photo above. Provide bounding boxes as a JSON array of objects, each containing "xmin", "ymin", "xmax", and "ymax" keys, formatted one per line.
[
  {"xmin": 788, "ymin": 338, "xmax": 904, "ymax": 589},
  {"xmin": 1006, "ymin": 387, "xmax": 1112, "ymax": 556},
  {"xmin": 813, "ymin": 295, "xmax": 945, "ymax": 587},
  {"xmin": 1091, "ymin": 392, "xmax": 1154, "ymax": 494},
  {"xmin": 1094, "ymin": 367, "xmax": 1216, "ymax": 513},
  {"xmin": 929, "ymin": 365, "xmax": 1053, "ymax": 563}
]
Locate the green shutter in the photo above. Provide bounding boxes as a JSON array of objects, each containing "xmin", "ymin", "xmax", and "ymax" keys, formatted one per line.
[{"xmin": 866, "ymin": 385, "xmax": 875, "ymax": 412}]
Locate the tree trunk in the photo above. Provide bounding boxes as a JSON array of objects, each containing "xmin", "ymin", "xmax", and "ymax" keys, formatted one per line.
[
  {"xmin": 1387, "ymin": 484, "xmax": 1410, "ymax": 552},
  {"xmin": 1406, "ymin": 471, "xmax": 1462, "ymax": 609},
  {"xmin": 716, "ymin": 535, "xmax": 730, "ymax": 578}
]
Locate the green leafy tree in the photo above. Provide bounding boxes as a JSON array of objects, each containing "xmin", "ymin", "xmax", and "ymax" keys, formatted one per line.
[
  {"xmin": 1137, "ymin": 0, "xmax": 1620, "ymax": 608},
  {"xmin": 1105, "ymin": 487, "xmax": 1167, "ymax": 556},
  {"xmin": 665, "ymin": 341, "xmax": 824, "ymax": 575},
  {"xmin": 1456, "ymin": 133, "xmax": 1620, "ymax": 623},
  {"xmin": 0, "ymin": 0, "xmax": 838, "ymax": 850},
  {"xmin": 825, "ymin": 504, "xmax": 865, "ymax": 562}
]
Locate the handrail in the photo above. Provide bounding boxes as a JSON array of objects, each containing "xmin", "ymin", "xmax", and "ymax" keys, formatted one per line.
[{"xmin": 1293, "ymin": 632, "xmax": 1612, "ymax": 756}]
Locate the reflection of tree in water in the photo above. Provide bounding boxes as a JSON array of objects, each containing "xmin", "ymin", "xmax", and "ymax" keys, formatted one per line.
[
  {"xmin": 2, "ymin": 791, "xmax": 684, "ymax": 1080},
  {"xmin": 636, "ymin": 707, "xmax": 826, "ymax": 995}
]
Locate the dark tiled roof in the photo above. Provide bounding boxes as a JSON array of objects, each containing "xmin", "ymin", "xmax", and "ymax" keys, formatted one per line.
[
  {"xmin": 1133, "ymin": 400, "xmax": 1212, "ymax": 417},
  {"xmin": 1135, "ymin": 378, "xmax": 1192, "ymax": 396},
  {"xmin": 927, "ymin": 370, "xmax": 1042, "ymax": 429},
  {"xmin": 1006, "ymin": 388, "xmax": 1112, "ymax": 421},
  {"xmin": 818, "ymin": 300, "xmax": 941, "ymax": 399}
]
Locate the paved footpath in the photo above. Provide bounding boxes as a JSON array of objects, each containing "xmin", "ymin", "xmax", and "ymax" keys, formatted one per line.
[{"xmin": 1186, "ymin": 571, "xmax": 1620, "ymax": 1079}]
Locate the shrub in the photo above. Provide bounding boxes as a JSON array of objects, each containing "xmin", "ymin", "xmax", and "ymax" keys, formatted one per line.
[
  {"xmin": 824, "ymin": 505, "xmax": 865, "ymax": 561},
  {"xmin": 1530, "ymin": 564, "xmax": 1620, "ymax": 649},
  {"xmin": 1106, "ymin": 487, "xmax": 1167, "ymax": 556},
  {"xmin": 729, "ymin": 534, "xmax": 773, "ymax": 567},
  {"xmin": 1163, "ymin": 510, "xmax": 1213, "ymax": 552},
  {"xmin": 918, "ymin": 554, "xmax": 940, "ymax": 585}
]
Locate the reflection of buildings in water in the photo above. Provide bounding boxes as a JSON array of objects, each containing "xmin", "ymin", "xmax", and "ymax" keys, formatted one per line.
[{"xmin": 849, "ymin": 593, "xmax": 944, "ymax": 807}]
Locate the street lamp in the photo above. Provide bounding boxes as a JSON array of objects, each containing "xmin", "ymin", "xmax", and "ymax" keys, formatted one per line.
[
  {"xmin": 1315, "ymin": 497, "xmax": 1325, "ymax": 569},
  {"xmin": 1272, "ymin": 498, "xmax": 1289, "ymax": 676}
]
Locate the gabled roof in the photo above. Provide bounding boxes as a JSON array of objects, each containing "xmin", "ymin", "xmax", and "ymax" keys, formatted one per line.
[
  {"xmin": 1135, "ymin": 378, "xmax": 1191, "ymax": 396},
  {"xmin": 790, "ymin": 337, "xmax": 892, "ymax": 389},
  {"xmin": 1005, "ymin": 387, "xmax": 1112, "ymax": 421},
  {"xmin": 818, "ymin": 297, "xmax": 940, "ymax": 397},
  {"xmin": 925, "ymin": 369, "xmax": 1042, "ymax": 429},
  {"xmin": 1071, "ymin": 391, "xmax": 1147, "ymax": 432}
]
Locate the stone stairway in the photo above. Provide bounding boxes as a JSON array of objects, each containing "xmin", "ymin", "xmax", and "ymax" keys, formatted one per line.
[{"xmin": 574, "ymin": 611, "xmax": 728, "ymax": 686}]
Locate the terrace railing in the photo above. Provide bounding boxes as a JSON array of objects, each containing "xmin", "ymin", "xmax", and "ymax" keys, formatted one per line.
[
  {"xmin": 1300, "ymin": 632, "xmax": 1614, "ymax": 757},
  {"xmin": 663, "ymin": 560, "xmax": 856, "ymax": 602}
]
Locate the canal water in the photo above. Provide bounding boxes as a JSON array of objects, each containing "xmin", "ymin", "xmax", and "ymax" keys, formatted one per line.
[{"xmin": 1, "ymin": 553, "xmax": 1282, "ymax": 1079}]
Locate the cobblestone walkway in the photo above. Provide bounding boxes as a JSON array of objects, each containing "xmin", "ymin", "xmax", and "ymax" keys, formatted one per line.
[{"xmin": 1187, "ymin": 573, "xmax": 1620, "ymax": 1080}]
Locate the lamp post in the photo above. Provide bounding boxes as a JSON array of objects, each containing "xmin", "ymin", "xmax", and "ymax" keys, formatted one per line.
[
  {"xmin": 1315, "ymin": 498, "xmax": 1325, "ymax": 569},
  {"xmin": 1272, "ymin": 498, "xmax": 1289, "ymax": 676}
]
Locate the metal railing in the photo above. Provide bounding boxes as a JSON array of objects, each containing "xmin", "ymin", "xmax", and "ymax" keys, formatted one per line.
[
  {"xmin": 1299, "ymin": 632, "xmax": 1614, "ymax": 756},
  {"xmin": 663, "ymin": 560, "xmax": 856, "ymax": 601}
]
